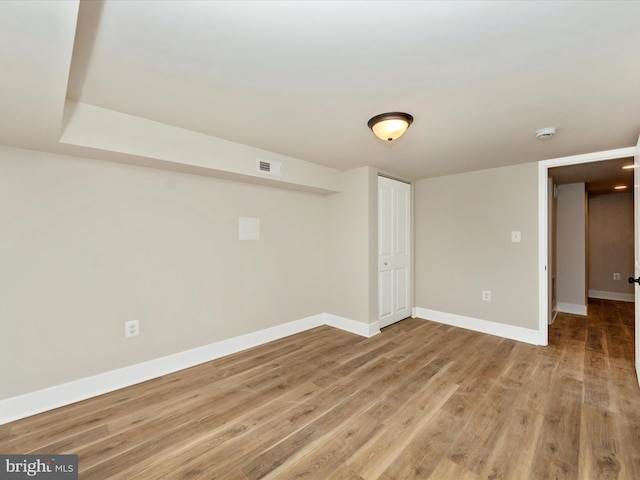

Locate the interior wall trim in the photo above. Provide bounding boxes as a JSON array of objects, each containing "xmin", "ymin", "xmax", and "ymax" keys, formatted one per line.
[
  {"xmin": 325, "ymin": 313, "xmax": 380, "ymax": 338},
  {"xmin": 414, "ymin": 307, "xmax": 545, "ymax": 346},
  {"xmin": 588, "ymin": 290, "xmax": 635, "ymax": 303},
  {"xmin": 376, "ymin": 172, "xmax": 412, "ymax": 185},
  {"xmin": 556, "ymin": 302, "xmax": 588, "ymax": 316},
  {"xmin": 0, "ymin": 313, "xmax": 377, "ymax": 425}
]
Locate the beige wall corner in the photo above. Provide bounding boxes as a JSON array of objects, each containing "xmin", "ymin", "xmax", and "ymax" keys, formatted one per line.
[
  {"xmin": 325, "ymin": 167, "xmax": 375, "ymax": 324},
  {"xmin": 588, "ymin": 192, "xmax": 634, "ymax": 300},
  {"xmin": 414, "ymin": 162, "xmax": 539, "ymax": 330},
  {"xmin": 0, "ymin": 145, "xmax": 328, "ymax": 399},
  {"xmin": 556, "ymin": 183, "xmax": 587, "ymax": 314}
]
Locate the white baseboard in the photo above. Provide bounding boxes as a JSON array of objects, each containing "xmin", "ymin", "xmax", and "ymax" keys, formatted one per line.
[
  {"xmin": 0, "ymin": 313, "xmax": 374, "ymax": 425},
  {"xmin": 324, "ymin": 313, "xmax": 380, "ymax": 338},
  {"xmin": 413, "ymin": 307, "xmax": 545, "ymax": 346},
  {"xmin": 588, "ymin": 290, "xmax": 635, "ymax": 303},
  {"xmin": 557, "ymin": 302, "xmax": 588, "ymax": 316}
]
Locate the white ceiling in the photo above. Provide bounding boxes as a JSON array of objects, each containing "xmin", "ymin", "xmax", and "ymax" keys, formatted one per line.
[{"xmin": 2, "ymin": 1, "xmax": 640, "ymax": 180}]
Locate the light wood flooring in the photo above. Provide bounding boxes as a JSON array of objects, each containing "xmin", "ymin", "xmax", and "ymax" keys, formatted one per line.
[{"xmin": 2, "ymin": 299, "xmax": 639, "ymax": 479}]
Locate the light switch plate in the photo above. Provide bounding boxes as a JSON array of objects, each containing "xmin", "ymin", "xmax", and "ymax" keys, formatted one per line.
[{"xmin": 511, "ymin": 231, "xmax": 521, "ymax": 243}]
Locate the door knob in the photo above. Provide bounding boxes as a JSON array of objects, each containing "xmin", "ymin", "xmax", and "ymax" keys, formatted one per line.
[{"xmin": 629, "ymin": 277, "xmax": 640, "ymax": 285}]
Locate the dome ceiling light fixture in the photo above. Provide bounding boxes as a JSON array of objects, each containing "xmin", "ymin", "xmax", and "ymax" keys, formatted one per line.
[{"xmin": 367, "ymin": 112, "xmax": 414, "ymax": 142}]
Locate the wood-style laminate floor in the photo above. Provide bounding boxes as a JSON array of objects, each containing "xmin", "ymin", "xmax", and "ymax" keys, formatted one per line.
[{"xmin": 2, "ymin": 299, "xmax": 639, "ymax": 479}]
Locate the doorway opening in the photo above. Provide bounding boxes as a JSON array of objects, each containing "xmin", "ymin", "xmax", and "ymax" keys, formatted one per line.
[
  {"xmin": 549, "ymin": 157, "xmax": 634, "ymax": 322},
  {"xmin": 538, "ymin": 147, "xmax": 636, "ymax": 346}
]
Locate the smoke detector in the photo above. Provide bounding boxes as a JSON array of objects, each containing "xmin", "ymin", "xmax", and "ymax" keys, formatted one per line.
[{"xmin": 536, "ymin": 127, "xmax": 556, "ymax": 140}]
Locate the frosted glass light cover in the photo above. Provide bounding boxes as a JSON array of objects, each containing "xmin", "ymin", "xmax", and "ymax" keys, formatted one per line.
[
  {"xmin": 372, "ymin": 119, "xmax": 409, "ymax": 141},
  {"xmin": 368, "ymin": 112, "xmax": 413, "ymax": 142}
]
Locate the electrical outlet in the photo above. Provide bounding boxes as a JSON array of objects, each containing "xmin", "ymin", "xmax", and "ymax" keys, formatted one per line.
[
  {"xmin": 125, "ymin": 320, "xmax": 139, "ymax": 338},
  {"xmin": 482, "ymin": 290, "xmax": 491, "ymax": 301},
  {"xmin": 613, "ymin": 273, "xmax": 621, "ymax": 281}
]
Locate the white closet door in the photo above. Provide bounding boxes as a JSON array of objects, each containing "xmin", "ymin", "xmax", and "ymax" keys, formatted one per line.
[{"xmin": 378, "ymin": 176, "xmax": 411, "ymax": 328}]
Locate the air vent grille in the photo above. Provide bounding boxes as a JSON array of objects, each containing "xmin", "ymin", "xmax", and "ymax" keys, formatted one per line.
[
  {"xmin": 256, "ymin": 159, "xmax": 283, "ymax": 176},
  {"xmin": 259, "ymin": 160, "xmax": 271, "ymax": 172}
]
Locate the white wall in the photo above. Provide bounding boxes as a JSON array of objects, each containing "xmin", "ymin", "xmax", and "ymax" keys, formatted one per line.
[
  {"xmin": 414, "ymin": 162, "xmax": 539, "ymax": 332},
  {"xmin": 556, "ymin": 183, "xmax": 587, "ymax": 315},
  {"xmin": 0, "ymin": 145, "xmax": 328, "ymax": 399}
]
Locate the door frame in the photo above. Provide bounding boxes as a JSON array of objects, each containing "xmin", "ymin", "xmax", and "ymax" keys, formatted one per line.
[{"xmin": 538, "ymin": 146, "xmax": 636, "ymax": 347}]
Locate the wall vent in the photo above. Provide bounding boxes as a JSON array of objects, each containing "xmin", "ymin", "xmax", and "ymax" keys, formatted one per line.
[{"xmin": 257, "ymin": 159, "xmax": 283, "ymax": 176}]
